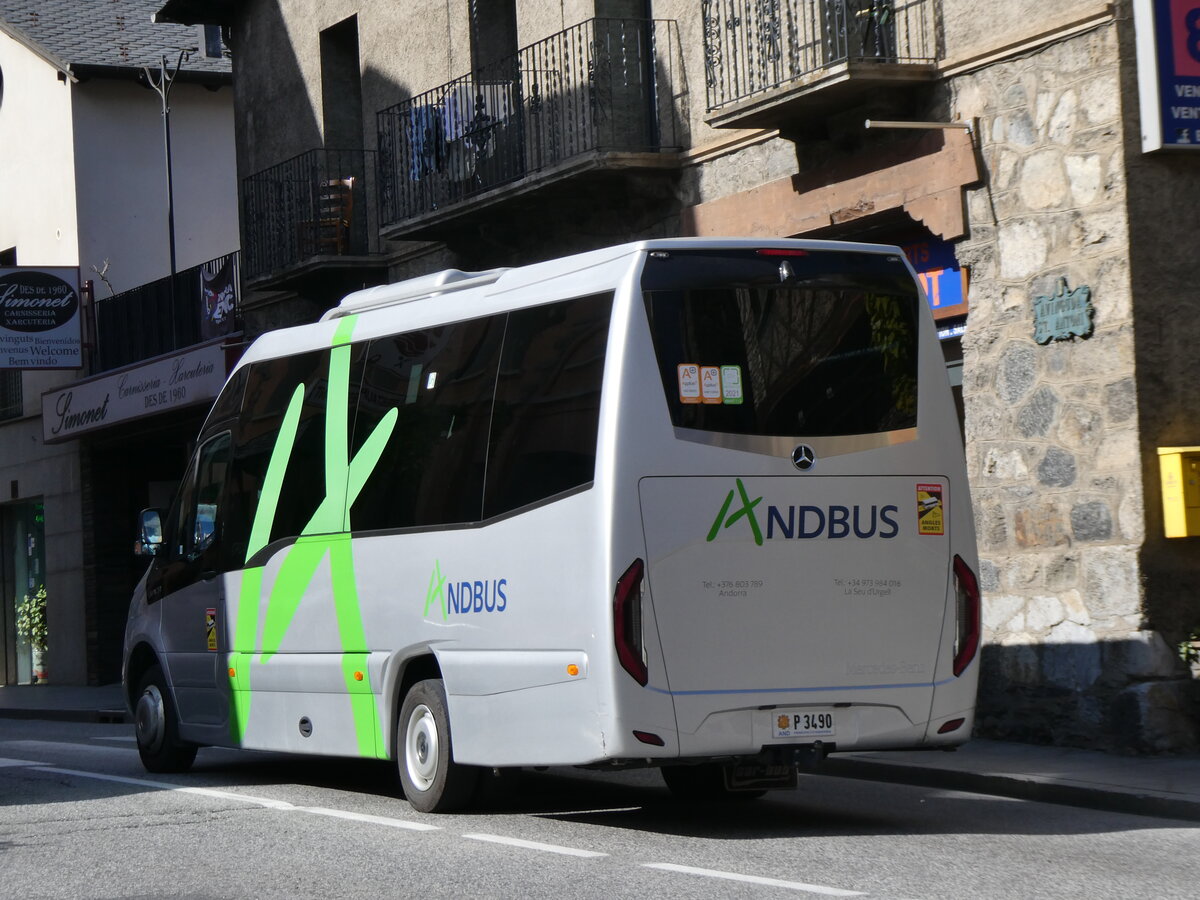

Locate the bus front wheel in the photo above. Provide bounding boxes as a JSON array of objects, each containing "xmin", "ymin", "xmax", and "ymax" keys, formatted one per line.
[
  {"xmin": 134, "ymin": 664, "xmax": 198, "ymax": 773},
  {"xmin": 397, "ymin": 679, "xmax": 479, "ymax": 813}
]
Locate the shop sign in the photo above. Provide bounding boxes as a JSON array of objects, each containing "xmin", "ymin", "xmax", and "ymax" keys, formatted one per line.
[
  {"xmin": 901, "ymin": 239, "xmax": 969, "ymax": 320},
  {"xmin": 0, "ymin": 267, "xmax": 82, "ymax": 370},
  {"xmin": 1134, "ymin": 0, "xmax": 1200, "ymax": 151},
  {"xmin": 41, "ymin": 339, "xmax": 228, "ymax": 443},
  {"xmin": 1033, "ymin": 277, "xmax": 1094, "ymax": 344}
]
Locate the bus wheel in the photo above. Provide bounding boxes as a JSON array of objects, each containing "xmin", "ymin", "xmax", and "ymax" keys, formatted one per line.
[
  {"xmin": 397, "ymin": 679, "xmax": 479, "ymax": 813},
  {"xmin": 134, "ymin": 664, "xmax": 198, "ymax": 773},
  {"xmin": 661, "ymin": 764, "xmax": 765, "ymax": 801}
]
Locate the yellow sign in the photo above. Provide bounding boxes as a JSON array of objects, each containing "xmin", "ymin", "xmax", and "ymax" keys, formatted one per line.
[
  {"xmin": 916, "ymin": 484, "xmax": 944, "ymax": 536},
  {"xmin": 205, "ymin": 608, "xmax": 217, "ymax": 652}
]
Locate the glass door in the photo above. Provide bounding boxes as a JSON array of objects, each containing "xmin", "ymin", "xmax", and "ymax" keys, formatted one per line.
[{"xmin": 2, "ymin": 500, "xmax": 47, "ymax": 684}]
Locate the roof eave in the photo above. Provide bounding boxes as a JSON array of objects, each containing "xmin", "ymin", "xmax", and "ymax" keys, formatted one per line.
[
  {"xmin": 72, "ymin": 63, "xmax": 232, "ymax": 86},
  {"xmin": 153, "ymin": 0, "xmax": 236, "ymax": 27}
]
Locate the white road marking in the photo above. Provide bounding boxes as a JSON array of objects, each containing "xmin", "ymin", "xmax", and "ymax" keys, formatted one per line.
[
  {"xmin": 91, "ymin": 736, "xmax": 137, "ymax": 743},
  {"xmin": 644, "ymin": 863, "xmax": 865, "ymax": 896},
  {"xmin": 37, "ymin": 767, "xmax": 439, "ymax": 832},
  {"xmin": 462, "ymin": 833, "xmax": 608, "ymax": 858},
  {"xmin": 0, "ymin": 757, "xmax": 47, "ymax": 768},
  {"xmin": 301, "ymin": 805, "xmax": 441, "ymax": 831}
]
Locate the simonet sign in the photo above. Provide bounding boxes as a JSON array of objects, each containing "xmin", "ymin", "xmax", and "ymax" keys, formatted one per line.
[
  {"xmin": 0, "ymin": 268, "xmax": 83, "ymax": 369},
  {"xmin": 41, "ymin": 338, "xmax": 229, "ymax": 443}
]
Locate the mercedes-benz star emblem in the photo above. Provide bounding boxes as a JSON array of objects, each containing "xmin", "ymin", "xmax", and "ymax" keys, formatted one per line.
[{"xmin": 792, "ymin": 444, "xmax": 816, "ymax": 471}]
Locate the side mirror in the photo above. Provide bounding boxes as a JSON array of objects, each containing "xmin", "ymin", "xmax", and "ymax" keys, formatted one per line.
[{"xmin": 135, "ymin": 508, "xmax": 164, "ymax": 557}]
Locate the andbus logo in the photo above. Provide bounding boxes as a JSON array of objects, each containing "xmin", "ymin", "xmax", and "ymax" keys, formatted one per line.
[
  {"xmin": 707, "ymin": 478, "xmax": 900, "ymax": 545},
  {"xmin": 423, "ymin": 559, "xmax": 508, "ymax": 621}
]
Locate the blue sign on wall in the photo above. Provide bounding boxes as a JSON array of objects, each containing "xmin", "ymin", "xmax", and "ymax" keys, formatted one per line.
[
  {"xmin": 901, "ymin": 239, "xmax": 969, "ymax": 319},
  {"xmin": 1134, "ymin": 0, "xmax": 1200, "ymax": 151}
]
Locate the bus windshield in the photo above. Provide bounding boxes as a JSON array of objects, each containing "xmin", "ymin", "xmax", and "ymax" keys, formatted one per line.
[{"xmin": 642, "ymin": 248, "xmax": 920, "ymax": 437}]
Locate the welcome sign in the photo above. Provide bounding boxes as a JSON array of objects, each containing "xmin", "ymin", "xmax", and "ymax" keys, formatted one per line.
[{"xmin": 0, "ymin": 268, "xmax": 83, "ymax": 369}]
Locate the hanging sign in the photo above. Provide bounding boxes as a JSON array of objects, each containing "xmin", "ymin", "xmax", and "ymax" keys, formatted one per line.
[
  {"xmin": 1134, "ymin": 0, "xmax": 1200, "ymax": 151},
  {"xmin": 0, "ymin": 268, "xmax": 82, "ymax": 370}
]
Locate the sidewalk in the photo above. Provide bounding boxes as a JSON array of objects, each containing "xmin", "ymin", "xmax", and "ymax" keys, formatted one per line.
[
  {"xmin": 0, "ymin": 683, "xmax": 128, "ymax": 724},
  {"xmin": 3, "ymin": 683, "xmax": 1200, "ymax": 822}
]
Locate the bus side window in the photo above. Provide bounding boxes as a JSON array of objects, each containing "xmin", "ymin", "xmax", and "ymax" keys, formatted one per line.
[
  {"xmin": 483, "ymin": 292, "xmax": 612, "ymax": 519},
  {"xmin": 183, "ymin": 432, "xmax": 231, "ymax": 562},
  {"xmin": 224, "ymin": 348, "xmax": 359, "ymax": 564},
  {"xmin": 350, "ymin": 316, "xmax": 503, "ymax": 531},
  {"xmin": 152, "ymin": 432, "xmax": 232, "ymax": 597}
]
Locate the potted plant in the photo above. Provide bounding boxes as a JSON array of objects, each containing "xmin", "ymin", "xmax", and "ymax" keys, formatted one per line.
[{"xmin": 15, "ymin": 585, "xmax": 48, "ymax": 684}]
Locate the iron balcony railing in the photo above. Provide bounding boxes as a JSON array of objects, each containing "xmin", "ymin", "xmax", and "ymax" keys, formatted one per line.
[
  {"xmin": 241, "ymin": 148, "xmax": 377, "ymax": 282},
  {"xmin": 377, "ymin": 17, "xmax": 679, "ymax": 228},
  {"xmin": 92, "ymin": 252, "xmax": 241, "ymax": 373},
  {"xmin": 702, "ymin": 0, "xmax": 935, "ymax": 111}
]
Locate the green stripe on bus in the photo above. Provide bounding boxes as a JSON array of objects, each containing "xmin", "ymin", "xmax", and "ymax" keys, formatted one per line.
[{"xmin": 229, "ymin": 314, "xmax": 395, "ymax": 756}]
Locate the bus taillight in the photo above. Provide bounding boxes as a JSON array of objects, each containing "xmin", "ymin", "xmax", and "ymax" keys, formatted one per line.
[
  {"xmin": 952, "ymin": 555, "xmax": 980, "ymax": 677},
  {"xmin": 614, "ymin": 559, "xmax": 648, "ymax": 686}
]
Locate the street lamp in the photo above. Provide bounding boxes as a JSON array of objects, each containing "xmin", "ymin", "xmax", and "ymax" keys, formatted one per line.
[{"xmin": 143, "ymin": 48, "xmax": 190, "ymax": 344}]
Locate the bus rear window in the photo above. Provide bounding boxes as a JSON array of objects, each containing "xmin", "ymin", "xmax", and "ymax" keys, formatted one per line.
[{"xmin": 642, "ymin": 249, "xmax": 920, "ymax": 437}]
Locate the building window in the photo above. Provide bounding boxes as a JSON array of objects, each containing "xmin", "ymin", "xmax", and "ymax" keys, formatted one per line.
[{"xmin": 0, "ymin": 371, "xmax": 21, "ymax": 421}]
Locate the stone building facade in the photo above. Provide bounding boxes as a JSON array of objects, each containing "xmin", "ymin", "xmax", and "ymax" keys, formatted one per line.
[{"xmin": 154, "ymin": 0, "xmax": 1199, "ymax": 750}]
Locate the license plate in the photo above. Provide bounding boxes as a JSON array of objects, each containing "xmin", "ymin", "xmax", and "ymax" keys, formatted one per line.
[
  {"xmin": 771, "ymin": 709, "xmax": 836, "ymax": 739},
  {"xmin": 724, "ymin": 763, "xmax": 798, "ymax": 791}
]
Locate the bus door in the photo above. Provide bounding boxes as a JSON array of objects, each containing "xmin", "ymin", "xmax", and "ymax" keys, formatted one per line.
[{"xmin": 149, "ymin": 431, "xmax": 232, "ymax": 728}]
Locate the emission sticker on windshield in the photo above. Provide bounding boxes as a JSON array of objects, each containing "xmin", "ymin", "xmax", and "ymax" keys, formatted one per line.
[
  {"xmin": 916, "ymin": 484, "xmax": 944, "ymax": 536},
  {"xmin": 701, "ymin": 365, "xmax": 724, "ymax": 404},
  {"xmin": 721, "ymin": 365, "xmax": 743, "ymax": 404},
  {"xmin": 678, "ymin": 364, "xmax": 701, "ymax": 403},
  {"xmin": 678, "ymin": 363, "xmax": 745, "ymax": 405}
]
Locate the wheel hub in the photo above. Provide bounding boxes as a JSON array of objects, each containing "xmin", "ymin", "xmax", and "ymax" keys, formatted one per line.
[
  {"xmin": 135, "ymin": 684, "xmax": 166, "ymax": 753},
  {"xmin": 405, "ymin": 704, "xmax": 438, "ymax": 791}
]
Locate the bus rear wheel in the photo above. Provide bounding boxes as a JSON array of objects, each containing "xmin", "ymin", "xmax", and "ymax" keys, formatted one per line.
[
  {"xmin": 134, "ymin": 664, "xmax": 198, "ymax": 773},
  {"xmin": 397, "ymin": 679, "xmax": 479, "ymax": 813}
]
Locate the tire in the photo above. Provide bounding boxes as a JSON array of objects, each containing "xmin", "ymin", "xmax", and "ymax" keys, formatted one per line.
[
  {"xmin": 397, "ymin": 679, "xmax": 479, "ymax": 813},
  {"xmin": 661, "ymin": 763, "xmax": 766, "ymax": 801},
  {"xmin": 133, "ymin": 664, "xmax": 198, "ymax": 774}
]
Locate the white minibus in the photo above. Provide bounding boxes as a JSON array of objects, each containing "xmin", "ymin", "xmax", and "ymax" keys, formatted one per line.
[{"xmin": 123, "ymin": 238, "xmax": 980, "ymax": 811}]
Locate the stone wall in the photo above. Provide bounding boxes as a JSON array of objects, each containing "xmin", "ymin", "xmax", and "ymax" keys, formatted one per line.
[{"xmin": 952, "ymin": 23, "xmax": 1199, "ymax": 751}]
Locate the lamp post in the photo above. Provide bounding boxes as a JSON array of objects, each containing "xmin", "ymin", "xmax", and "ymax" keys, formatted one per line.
[{"xmin": 143, "ymin": 49, "xmax": 189, "ymax": 345}]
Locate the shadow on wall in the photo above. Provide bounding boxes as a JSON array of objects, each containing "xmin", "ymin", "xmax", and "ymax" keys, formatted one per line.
[{"xmin": 975, "ymin": 640, "xmax": 1200, "ymax": 754}]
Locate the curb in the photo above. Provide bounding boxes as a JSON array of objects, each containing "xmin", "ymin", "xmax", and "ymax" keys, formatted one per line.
[{"xmin": 822, "ymin": 756, "xmax": 1200, "ymax": 823}]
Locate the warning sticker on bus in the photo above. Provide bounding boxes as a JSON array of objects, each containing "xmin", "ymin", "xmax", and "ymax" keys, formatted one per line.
[
  {"xmin": 205, "ymin": 608, "xmax": 218, "ymax": 651},
  {"xmin": 916, "ymin": 484, "xmax": 944, "ymax": 535}
]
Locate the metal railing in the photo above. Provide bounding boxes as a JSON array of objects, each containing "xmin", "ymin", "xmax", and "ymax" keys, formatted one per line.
[
  {"xmin": 92, "ymin": 252, "xmax": 240, "ymax": 373},
  {"xmin": 377, "ymin": 18, "xmax": 679, "ymax": 228},
  {"xmin": 241, "ymin": 148, "xmax": 376, "ymax": 282},
  {"xmin": 702, "ymin": 0, "xmax": 935, "ymax": 111}
]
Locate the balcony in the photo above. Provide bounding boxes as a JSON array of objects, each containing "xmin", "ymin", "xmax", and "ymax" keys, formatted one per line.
[
  {"xmin": 377, "ymin": 18, "xmax": 680, "ymax": 241},
  {"xmin": 702, "ymin": 0, "xmax": 937, "ymax": 131},
  {"xmin": 92, "ymin": 252, "xmax": 241, "ymax": 373},
  {"xmin": 241, "ymin": 148, "xmax": 385, "ymax": 291}
]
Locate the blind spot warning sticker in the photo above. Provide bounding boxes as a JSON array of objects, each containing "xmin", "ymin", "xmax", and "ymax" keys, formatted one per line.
[
  {"xmin": 916, "ymin": 484, "xmax": 944, "ymax": 535},
  {"xmin": 721, "ymin": 365, "xmax": 744, "ymax": 404},
  {"xmin": 678, "ymin": 364, "xmax": 701, "ymax": 403},
  {"xmin": 206, "ymin": 608, "xmax": 218, "ymax": 651},
  {"xmin": 701, "ymin": 365, "xmax": 723, "ymax": 404}
]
